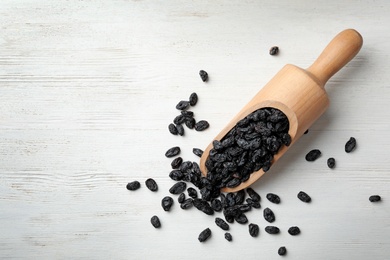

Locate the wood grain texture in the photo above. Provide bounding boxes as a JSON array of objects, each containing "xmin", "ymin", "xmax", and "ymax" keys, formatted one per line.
[{"xmin": 0, "ymin": 1, "xmax": 389, "ymax": 259}]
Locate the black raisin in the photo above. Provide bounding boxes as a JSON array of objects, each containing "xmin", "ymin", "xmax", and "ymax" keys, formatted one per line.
[
  {"xmin": 173, "ymin": 114, "xmax": 185, "ymax": 125},
  {"xmin": 169, "ymin": 170, "xmax": 184, "ymax": 181},
  {"xmin": 193, "ymin": 198, "xmax": 214, "ymax": 215},
  {"xmin": 327, "ymin": 157, "xmax": 336, "ymax": 169},
  {"xmin": 304, "ymin": 129, "xmax": 309, "ymax": 134},
  {"xmin": 263, "ymin": 207, "xmax": 275, "ymax": 223},
  {"xmin": 297, "ymin": 191, "xmax": 311, "ymax": 203},
  {"xmin": 246, "ymin": 188, "xmax": 261, "ymax": 202},
  {"xmin": 178, "ymin": 193, "xmax": 185, "ymax": 203},
  {"xmin": 288, "ymin": 226, "xmax": 300, "ymax": 235},
  {"xmin": 215, "ymin": 217, "xmax": 230, "ymax": 231},
  {"xmin": 165, "ymin": 146, "xmax": 181, "ymax": 158},
  {"xmin": 145, "ymin": 178, "xmax": 158, "ymax": 192},
  {"xmin": 246, "ymin": 198, "xmax": 261, "ymax": 209},
  {"xmin": 171, "ymin": 157, "xmax": 183, "ymax": 169},
  {"xmin": 176, "ymin": 124, "xmax": 184, "ymax": 136},
  {"xmin": 161, "ymin": 196, "xmax": 173, "ymax": 211},
  {"xmin": 179, "ymin": 161, "xmax": 193, "ymax": 172},
  {"xmin": 126, "ymin": 181, "xmax": 140, "ymax": 191},
  {"xmin": 193, "ymin": 148, "xmax": 204, "ymax": 157},
  {"xmin": 187, "ymin": 187, "xmax": 198, "ymax": 199},
  {"xmin": 169, "ymin": 181, "xmax": 187, "ymax": 194},
  {"xmin": 265, "ymin": 226, "xmax": 280, "ymax": 234},
  {"xmin": 235, "ymin": 213, "xmax": 248, "ymax": 224},
  {"xmin": 226, "ymin": 178, "xmax": 241, "ymax": 188},
  {"xmin": 198, "ymin": 228, "xmax": 211, "ymax": 242},
  {"xmin": 210, "ymin": 199, "xmax": 223, "ymax": 212},
  {"xmin": 224, "ymin": 232, "xmax": 232, "ymax": 242},
  {"xmin": 225, "ymin": 193, "xmax": 236, "ymax": 207},
  {"xmin": 181, "ymin": 110, "xmax": 194, "ymax": 117},
  {"xmin": 189, "ymin": 92, "xmax": 198, "ymax": 106},
  {"xmin": 195, "ymin": 120, "xmax": 209, "ymax": 131},
  {"xmin": 345, "ymin": 137, "xmax": 357, "ymax": 153},
  {"xmin": 168, "ymin": 123, "xmax": 178, "ymax": 135},
  {"xmin": 266, "ymin": 193, "xmax": 280, "ymax": 204},
  {"xmin": 176, "ymin": 100, "xmax": 190, "ymax": 110},
  {"xmin": 269, "ymin": 46, "xmax": 279, "ymax": 55},
  {"xmin": 150, "ymin": 215, "xmax": 161, "ymax": 228},
  {"xmin": 305, "ymin": 149, "xmax": 321, "ymax": 161},
  {"xmin": 369, "ymin": 195, "xmax": 381, "ymax": 202},
  {"xmin": 235, "ymin": 190, "xmax": 246, "ymax": 205},
  {"xmin": 180, "ymin": 198, "xmax": 193, "ymax": 209},
  {"xmin": 249, "ymin": 223, "xmax": 259, "ymax": 237},
  {"xmin": 199, "ymin": 70, "xmax": 208, "ymax": 82},
  {"xmin": 278, "ymin": 246, "xmax": 287, "ymax": 256},
  {"xmin": 185, "ymin": 117, "xmax": 196, "ymax": 129}
]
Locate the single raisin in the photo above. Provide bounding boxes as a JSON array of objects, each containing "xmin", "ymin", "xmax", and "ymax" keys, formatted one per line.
[
  {"xmin": 185, "ymin": 117, "xmax": 196, "ymax": 129},
  {"xmin": 269, "ymin": 46, "xmax": 279, "ymax": 55},
  {"xmin": 189, "ymin": 92, "xmax": 198, "ymax": 106},
  {"xmin": 345, "ymin": 137, "xmax": 357, "ymax": 153},
  {"xmin": 195, "ymin": 120, "xmax": 209, "ymax": 131},
  {"xmin": 263, "ymin": 207, "xmax": 275, "ymax": 223},
  {"xmin": 198, "ymin": 228, "xmax": 211, "ymax": 242},
  {"xmin": 181, "ymin": 110, "xmax": 194, "ymax": 117},
  {"xmin": 180, "ymin": 198, "xmax": 193, "ymax": 209},
  {"xmin": 193, "ymin": 148, "xmax": 204, "ymax": 157},
  {"xmin": 246, "ymin": 198, "xmax": 261, "ymax": 209},
  {"xmin": 199, "ymin": 70, "xmax": 208, "ymax": 82},
  {"xmin": 173, "ymin": 114, "xmax": 186, "ymax": 125},
  {"xmin": 305, "ymin": 149, "xmax": 321, "ymax": 161},
  {"xmin": 215, "ymin": 217, "xmax": 230, "ymax": 231},
  {"xmin": 210, "ymin": 199, "xmax": 223, "ymax": 212},
  {"xmin": 246, "ymin": 188, "xmax": 261, "ymax": 202},
  {"xmin": 126, "ymin": 181, "xmax": 140, "ymax": 191},
  {"xmin": 178, "ymin": 193, "xmax": 185, "ymax": 203},
  {"xmin": 265, "ymin": 226, "xmax": 280, "ymax": 234},
  {"xmin": 278, "ymin": 246, "xmax": 287, "ymax": 256},
  {"xmin": 193, "ymin": 198, "xmax": 214, "ymax": 215},
  {"xmin": 169, "ymin": 170, "xmax": 184, "ymax": 181},
  {"xmin": 266, "ymin": 193, "xmax": 281, "ymax": 204},
  {"xmin": 165, "ymin": 146, "xmax": 181, "ymax": 158},
  {"xmin": 145, "ymin": 178, "xmax": 158, "ymax": 192},
  {"xmin": 327, "ymin": 157, "xmax": 336, "ymax": 169},
  {"xmin": 150, "ymin": 215, "xmax": 161, "ymax": 228},
  {"xmin": 288, "ymin": 226, "xmax": 300, "ymax": 236},
  {"xmin": 171, "ymin": 157, "xmax": 183, "ymax": 169},
  {"xmin": 248, "ymin": 223, "xmax": 259, "ymax": 237},
  {"xmin": 224, "ymin": 232, "xmax": 232, "ymax": 242},
  {"xmin": 297, "ymin": 191, "xmax": 311, "ymax": 203},
  {"xmin": 169, "ymin": 181, "xmax": 187, "ymax": 194},
  {"xmin": 234, "ymin": 213, "xmax": 248, "ymax": 224},
  {"xmin": 187, "ymin": 187, "xmax": 198, "ymax": 199},
  {"xmin": 369, "ymin": 195, "xmax": 381, "ymax": 202},
  {"xmin": 176, "ymin": 124, "xmax": 184, "ymax": 136},
  {"xmin": 176, "ymin": 100, "xmax": 190, "ymax": 110},
  {"xmin": 161, "ymin": 196, "xmax": 174, "ymax": 211},
  {"xmin": 168, "ymin": 123, "xmax": 178, "ymax": 135}
]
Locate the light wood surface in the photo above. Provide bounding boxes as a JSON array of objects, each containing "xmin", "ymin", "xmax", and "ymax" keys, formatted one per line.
[
  {"xmin": 0, "ymin": 1, "xmax": 389, "ymax": 260},
  {"xmin": 200, "ymin": 29, "xmax": 363, "ymax": 192}
]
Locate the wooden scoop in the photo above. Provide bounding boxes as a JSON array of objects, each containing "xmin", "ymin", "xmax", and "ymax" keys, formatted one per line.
[{"xmin": 199, "ymin": 29, "xmax": 363, "ymax": 192}]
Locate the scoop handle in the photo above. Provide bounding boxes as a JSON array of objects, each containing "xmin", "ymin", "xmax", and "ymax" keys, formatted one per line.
[{"xmin": 307, "ymin": 29, "xmax": 363, "ymax": 87}]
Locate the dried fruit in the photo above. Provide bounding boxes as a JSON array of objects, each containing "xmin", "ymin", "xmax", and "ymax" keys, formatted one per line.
[
  {"xmin": 199, "ymin": 70, "xmax": 208, "ymax": 82},
  {"xmin": 181, "ymin": 110, "xmax": 194, "ymax": 117},
  {"xmin": 195, "ymin": 120, "xmax": 209, "ymax": 131},
  {"xmin": 193, "ymin": 148, "xmax": 203, "ymax": 157},
  {"xmin": 234, "ymin": 213, "xmax": 248, "ymax": 224},
  {"xmin": 224, "ymin": 232, "xmax": 232, "ymax": 241},
  {"xmin": 249, "ymin": 223, "xmax": 259, "ymax": 237},
  {"xmin": 161, "ymin": 196, "xmax": 174, "ymax": 211},
  {"xmin": 176, "ymin": 100, "xmax": 190, "ymax": 110},
  {"xmin": 369, "ymin": 195, "xmax": 381, "ymax": 202},
  {"xmin": 327, "ymin": 157, "xmax": 336, "ymax": 169},
  {"xmin": 168, "ymin": 123, "xmax": 178, "ymax": 135},
  {"xmin": 297, "ymin": 191, "xmax": 311, "ymax": 203},
  {"xmin": 304, "ymin": 129, "xmax": 309, "ymax": 134},
  {"xmin": 169, "ymin": 170, "xmax": 184, "ymax": 181},
  {"xmin": 165, "ymin": 146, "xmax": 181, "ymax": 158},
  {"xmin": 185, "ymin": 117, "xmax": 196, "ymax": 129},
  {"xmin": 193, "ymin": 198, "xmax": 214, "ymax": 215},
  {"xmin": 263, "ymin": 207, "xmax": 275, "ymax": 223},
  {"xmin": 187, "ymin": 187, "xmax": 198, "ymax": 199},
  {"xmin": 269, "ymin": 46, "xmax": 279, "ymax": 55},
  {"xmin": 215, "ymin": 217, "xmax": 230, "ymax": 231},
  {"xmin": 180, "ymin": 198, "xmax": 193, "ymax": 209},
  {"xmin": 210, "ymin": 199, "xmax": 223, "ymax": 212},
  {"xmin": 145, "ymin": 178, "xmax": 158, "ymax": 192},
  {"xmin": 278, "ymin": 246, "xmax": 287, "ymax": 256},
  {"xmin": 176, "ymin": 124, "xmax": 184, "ymax": 136},
  {"xmin": 150, "ymin": 215, "xmax": 161, "ymax": 228},
  {"xmin": 178, "ymin": 193, "xmax": 185, "ymax": 203},
  {"xmin": 169, "ymin": 181, "xmax": 187, "ymax": 194},
  {"xmin": 247, "ymin": 188, "xmax": 261, "ymax": 202},
  {"xmin": 198, "ymin": 228, "xmax": 211, "ymax": 242},
  {"xmin": 173, "ymin": 115, "xmax": 186, "ymax": 125},
  {"xmin": 265, "ymin": 226, "xmax": 280, "ymax": 234},
  {"xmin": 345, "ymin": 137, "xmax": 356, "ymax": 153},
  {"xmin": 266, "ymin": 193, "xmax": 280, "ymax": 204},
  {"xmin": 288, "ymin": 226, "xmax": 300, "ymax": 236},
  {"xmin": 126, "ymin": 181, "xmax": 140, "ymax": 191},
  {"xmin": 171, "ymin": 157, "xmax": 183, "ymax": 169},
  {"xmin": 305, "ymin": 149, "xmax": 321, "ymax": 161},
  {"xmin": 189, "ymin": 92, "xmax": 198, "ymax": 106}
]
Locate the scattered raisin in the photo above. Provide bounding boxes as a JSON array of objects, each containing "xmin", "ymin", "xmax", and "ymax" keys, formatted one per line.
[
  {"xmin": 249, "ymin": 223, "xmax": 259, "ymax": 237},
  {"xmin": 189, "ymin": 92, "xmax": 198, "ymax": 106},
  {"xmin": 369, "ymin": 195, "xmax": 381, "ymax": 202},
  {"xmin": 327, "ymin": 157, "xmax": 336, "ymax": 169},
  {"xmin": 193, "ymin": 148, "xmax": 204, "ymax": 157},
  {"xmin": 176, "ymin": 124, "xmax": 184, "ymax": 136},
  {"xmin": 187, "ymin": 187, "xmax": 198, "ymax": 199},
  {"xmin": 145, "ymin": 178, "xmax": 158, "ymax": 192},
  {"xmin": 171, "ymin": 157, "xmax": 183, "ymax": 169},
  {"xmin": 168, "ymin": 123, "xmax": 178, "ymax": 135},
  {"xmin": 345, "ymin": 137, "xmax": 357, "ymax": 153},
  {"xmin": 278, "ymin": 246, "xmax": 287, "ymax": 256},
  {"xmin": 198, "ymin": 228, "xmax": 211, "ymax": 242},
  {"xmin": 263, "ymin": 207, "xmax": 275, "ymax": 223},
  {"xmin": 247, "ymin": 188, "xmax": 261, "ymax": 202},
  {"xmin": 269, "ymin": 46, "xmax": 279, "ymax": 55},
  {"xmin": 178, "ymin": 193, "xmax": 185, "ymax": 203},
  {"xmin": 199, "ymin": 70, "xmax": 208, "ymax": 82},
  {"xmin": 224, "ymin": 232, "xmax": 232, "ymax": 241},
  {"xmin": 176, "ymin": 100, "xmax": 190, "ymax": 110},
  {"xmin": 215, "ymin": 217, "xmax": 230, "ymax": 231},
  {"xmin": 169, "ymin": 181, "xmax": 187, "ymax": 194},
  {"xmin": 180, "ymin": 198, "xmax": 193, "ymax": 209},
  {"xmin": 288, "ymin": 226, "xmax": 300, "ymax": 235},
  {"xmin": 265, "ymin": 226, "xmax": 280, "ymax": 234},
  {"xmin": 126, "ymin": 181, "xmax": 140, "ymax": 191},
  {"xmin": 266, "ymin": 193, "xmax": 281, "ymax": 204},
  {"xmin": 150, "ymin": 215, "xmax": 161, "ymax": 228},
  {"xmin": 161, "ymin": 196, "xmax": 174, "ymax": 211},
  {"xmin": 169, "ymin": 170, "xmax": 184, "ymax": 181},
  {"xmin": 297, "ymin": 191, "xmax": 311, "ymax": 203},
  {"xmin": 165, "ymin": 146, "xmax": 181, "ymax": 158},
  {"xmin": 195, "ymin": 120, "xmax": 209, "ymax": 131},
  {"xmin": 305, "ymin": 149, "xmax": 321, "ymax": 161}
]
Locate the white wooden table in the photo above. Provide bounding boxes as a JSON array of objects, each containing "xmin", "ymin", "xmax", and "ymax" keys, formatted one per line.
[{"xmin": 1, "ymin": 1, "xmax": 389, "ymax": 259}]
